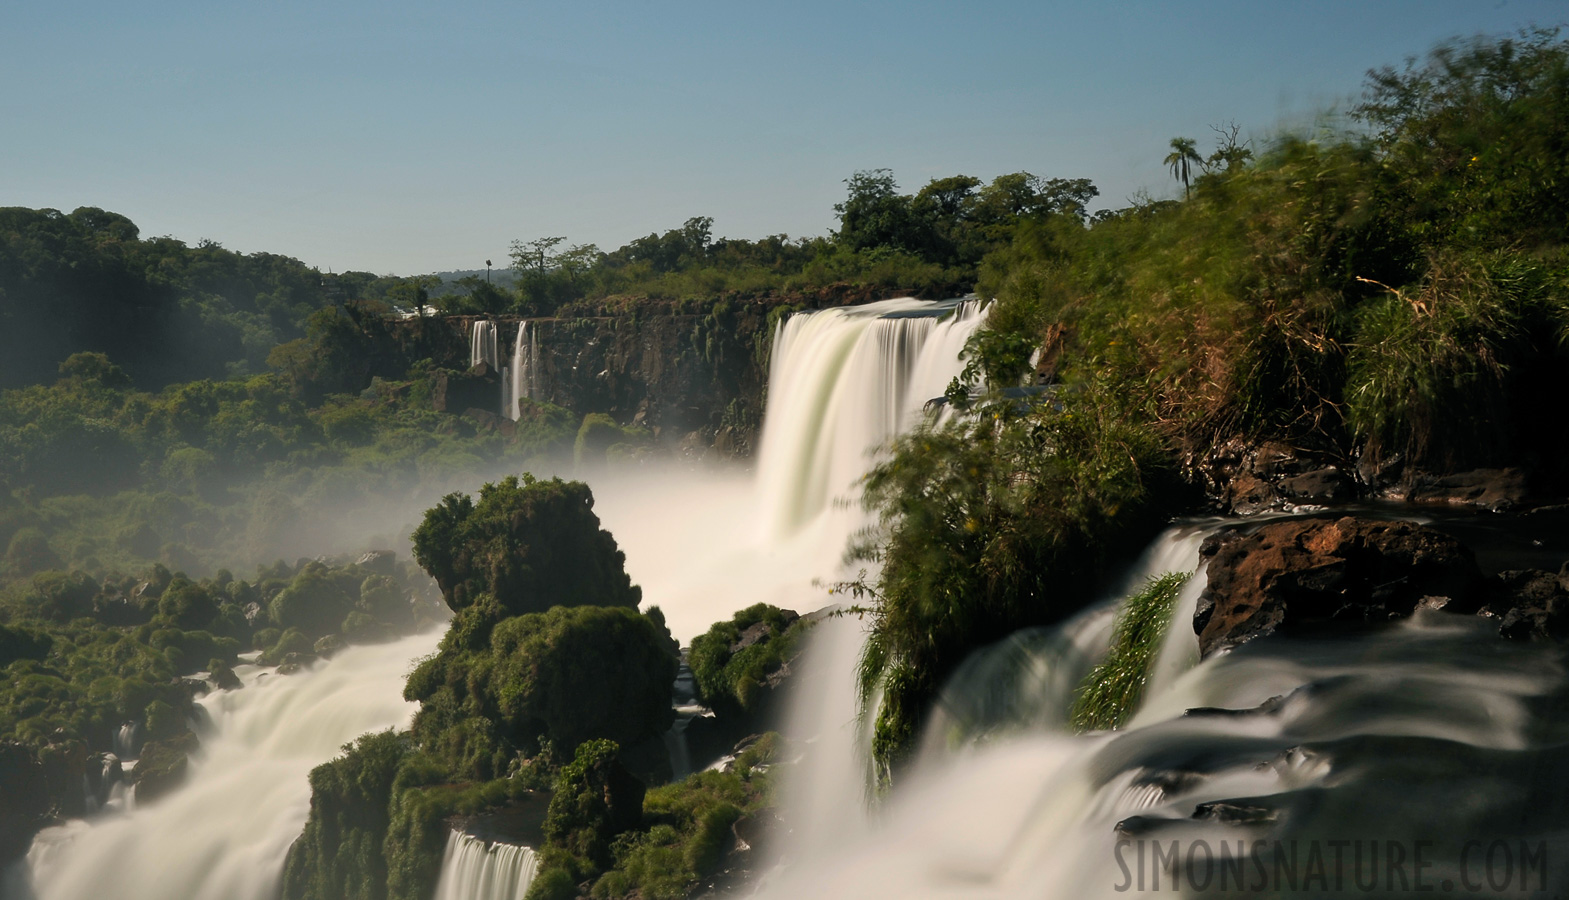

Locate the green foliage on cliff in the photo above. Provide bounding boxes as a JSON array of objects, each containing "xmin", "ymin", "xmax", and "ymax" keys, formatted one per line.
[
  {"xmin": 1069, "ymin": 573, "xmax": 1188, "ymax": 732},
  {"xmin": 412, "ymin": 475, "xmax": 641, "ymax": 615},
  {"xmin": 283, "ymin": 730, "xmax": 409, "ymax": 900},
  {"xmin": 405, "ymin": 602, "xmax": 675, "ymax": 781},
  {"xmin": 530, "ymin": 734, "xmax": 781, "ymax": 900},
  {"xmin": 542, "ymin": 738, "xmax": 646, "ymax": 867},
  {"xmin": 687, "ymin": 604, "xmax": 808, "ymax": 717},
  {"xmin": 849, "ymin": 386, "xmax": 1182, "ymax": 778},
  {"xmin": 852, "ymin": 28, "xmax": 1569, "ymax": 778},
  {"xmin": 968, "ymin": 28, "xmax": 1569, "ymax": 479}
]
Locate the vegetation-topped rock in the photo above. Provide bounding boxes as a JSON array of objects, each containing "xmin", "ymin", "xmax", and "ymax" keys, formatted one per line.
[
  {"xmin": 405, "ymin": 603, "xmax": 675, "ymax": 781},
  {"xmin": 687, "ymin": 604, "xmax": 813, "ymax": 742},
  {"xmin": 412, "ymin": 474, "xmax": 640, "ymax": 615},
  {"xmin": 1194, "ymin": 516, "xmax": 1489, "ymax": 657},
  {"xmin": 0, "ymin": 741, "xmax": 50, "ymax": 862},
  {"xmin": 541, "ymin": 739, "xmax": 645, "ymax": 868}
]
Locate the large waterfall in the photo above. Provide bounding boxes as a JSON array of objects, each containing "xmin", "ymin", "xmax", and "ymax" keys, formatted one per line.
[
  {"xmin": 22, "ymin": 630, "xmax": 442, "ymax": 900},
  {"xmin": 755, "ymin": 297, "xmax": 986, "ymax": 538}
]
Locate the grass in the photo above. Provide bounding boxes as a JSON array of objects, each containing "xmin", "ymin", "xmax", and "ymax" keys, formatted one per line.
[{"xmin": 1069, "ymin": 572, "xmax": 1189, "ymax": 732}]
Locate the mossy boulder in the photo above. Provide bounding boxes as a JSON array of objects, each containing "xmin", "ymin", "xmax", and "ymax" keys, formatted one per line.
[
  {"xmin": 411, "ymin": 474, "xmax": 640, "ymax": 615},
  {"xmin": 132, "ymin": 730, "xmax": 199, "ymax": 804},
  {"xmin": 542, "ymin": 739, "xmax": 645, "ymax": 868},
  {"xmin": 406, "ymin": 604, "xmax": 676, "ymax": 781}
]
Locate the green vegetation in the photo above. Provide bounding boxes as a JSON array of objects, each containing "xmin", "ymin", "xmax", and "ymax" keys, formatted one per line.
[
  {"xmin": 404, "ymin": 601, "xmax": 676, "ymax": 781},
  {"xmin": 1069, "ymin": 573, "xmax": 1188, "ymax": 732},
  {"xmin": 0, "ymin": 552, "xmax": 437, "ymax": 755},
  {"xmin": 851, "ymin": 28, "xmax": 1569, "ymax": 778},
  {"xmin": 687, "ymin": 604, "xmax": 809, "ymax": 717},
  {"xmin": 411, "ymin": 474, "xmax": 641, "ymax": 616}
]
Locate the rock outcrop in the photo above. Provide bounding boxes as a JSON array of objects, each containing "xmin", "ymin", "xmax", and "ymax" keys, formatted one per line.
[
  {"xmin": 1194, "ymin": 517, "xmax": 1488, "ymax": 658},
  {"xmin": 1196, "ymin": 515, "xmax": 1569, "ymax": 657}
]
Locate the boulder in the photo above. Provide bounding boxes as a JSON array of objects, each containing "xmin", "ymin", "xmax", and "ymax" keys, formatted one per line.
[
  {"xmin": 1481, "ymin": 567, "xmax": 1569, "ymax": 641},
  {"xmin": 132, "ymin": 731, "xmax": 200, "ymax": 804},
  {"xmin": 1195, "ymin": 517, "xmax": 1488, "ymax": 658},
  {"xmin": 354, "ymin": 550, "xmax": 397, "ymax": 575}
]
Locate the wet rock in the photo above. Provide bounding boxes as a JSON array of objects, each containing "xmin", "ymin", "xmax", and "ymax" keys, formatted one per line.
[
  {"xmin": 1483, "ymin": 568, "xmax": 1569, "ymax": 641},
  {"xmin": 210, "ymin": 661, "xmax": 243, "ymax": 691},
  {"xmin": 1404, "ymin": 468, "xmax": 1529, "ymax": 511},
  {"xmin": 313, "ymin": 634, "xmax": 345, "ymax": 657},
  {"xmin": 1192, "ymin": 799, "xmax": 1279, "ymax": 827},
  {"xmin": 132, "ymin": 731, "xmax": 200, "ymax": 804},
  {"xmin": 1278, "ymin": 467, "xmax": 1353, "ymax": 502},
  {"xmin": 39, "ymin": 736, "xmax": 88, "ymax": 817},
  {"xmin": 1195, "ymin": 517, "xmax": 1488, "ymax": 658}
]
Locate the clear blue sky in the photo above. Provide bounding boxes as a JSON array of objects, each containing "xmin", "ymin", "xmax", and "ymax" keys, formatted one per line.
[{"xmin": 5, "ymin": 1, "xmax": 1563, "ymax": 275}]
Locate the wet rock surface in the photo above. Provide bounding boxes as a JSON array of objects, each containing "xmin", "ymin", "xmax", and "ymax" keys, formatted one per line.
[
  {"xmin": 1197, "ymin": 515, "xmax": 1569, "ymax": 656},
  {"xmin": 1195, "ymin": 517, "xmax": 1488, "ymax": 658}
]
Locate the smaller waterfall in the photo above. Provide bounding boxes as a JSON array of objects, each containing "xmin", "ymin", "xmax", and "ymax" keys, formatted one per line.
[
  {"xmin": 508, "ymin": 322, "xmax": 542, "ymax": 420},
  {"xmin": 470, "ymin": 320, "xmax": 499, "ymax": 370},
  {"xmin": 432, "ymin": 831, "xmax": 539, "ymax": 900}
]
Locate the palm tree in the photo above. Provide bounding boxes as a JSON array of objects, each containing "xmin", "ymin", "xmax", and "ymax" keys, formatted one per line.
[{"xmin": 1164, "ymin": 137, "xmax": 1202, "ymax": 198}]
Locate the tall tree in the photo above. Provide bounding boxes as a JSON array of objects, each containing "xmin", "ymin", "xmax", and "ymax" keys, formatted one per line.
[{"xmin": 1164, "ymin": 137, "xmax": 1202, "ymax": 198}]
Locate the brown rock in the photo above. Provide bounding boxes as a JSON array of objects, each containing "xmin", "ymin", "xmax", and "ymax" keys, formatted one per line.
[
  {"xmin": 1405, "ymin": 468, "xmax": 1528, "ymax": 511},
  {"xmin": 1195, "ymin": 517, "xmax": 1488, "ymax": 658}
]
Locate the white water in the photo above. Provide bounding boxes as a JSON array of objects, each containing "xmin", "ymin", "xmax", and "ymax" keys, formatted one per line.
[
  {"xmin": 23, "ymin": 629, "xmax": 443, "ymax": 900},
  {"xmin": 432, "ymin": 831, "xmax": 539, "ymax": 900},
  {"xmin": 470, "ymin": 320, "xmax": 499, "ymax": 370},
  {"xmin": 755, "ymin": 298, "xmax": 987, "ymax": 539},
  {"xmin": 507, "ymin": 321, "xmax": 541, "ymax": 420}
]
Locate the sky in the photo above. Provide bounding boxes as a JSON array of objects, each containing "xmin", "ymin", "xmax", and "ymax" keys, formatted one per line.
[{"xmin": 5, "ymin": 1, "xmax": 1564, "ymax": 276}]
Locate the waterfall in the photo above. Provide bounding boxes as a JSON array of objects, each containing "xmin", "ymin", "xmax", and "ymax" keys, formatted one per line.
[
  {"xmin": 754, "ymin": 297, "xmax": 987, "ymax": 538},
  {"xmin": 507, "ymin": 321, "xmax": 541, "ymax": 420},
  {"xmin": 470, "ymin": 320, "xmax": 499, "ymax": 370},
  {"xmin": 23, "ymin": 629, "xmax": 443, "ymax": 900},
  {"xmin": 431, "ymin": 831, "xmax": 539, "ymax": 900}
]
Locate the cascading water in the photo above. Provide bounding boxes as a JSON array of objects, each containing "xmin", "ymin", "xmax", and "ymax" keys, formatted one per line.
[
  {"xmin": 508, "ymin": 321, "xmax": 541, "ymax": 420},
  {"xmin": 754, "ymin": 297, "xmax": 987, "ymax": 539},
  {"xmin": 470, "ymin": 320, "xmax": 499, "ymax": 370},
  {"xmin": 431, "ymin": 831, "xmax": 539, "ymax": 900},
  {"xmin": 22, "ymin": 629, "xmax": 443, "ymax": 900}
]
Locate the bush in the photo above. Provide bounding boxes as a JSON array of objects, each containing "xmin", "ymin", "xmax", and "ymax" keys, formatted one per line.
[{"xmin": 405, "ymin": 604, "xmax": 676, "ymax": 780}]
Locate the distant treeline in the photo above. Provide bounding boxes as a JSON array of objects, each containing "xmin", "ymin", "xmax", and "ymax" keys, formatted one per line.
[
  {"xmin": 1, "ymin": 168, "xmax": 1101, "ymax": 391},
  {"xmin": 0, "ymin": 209, "xmax": 419, "ymax": 390}
]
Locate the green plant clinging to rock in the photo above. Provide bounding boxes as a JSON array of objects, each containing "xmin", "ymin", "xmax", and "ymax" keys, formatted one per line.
[{"xmin": 1069, "ymin": 573, "xmax": 1189, "ymax": 732}]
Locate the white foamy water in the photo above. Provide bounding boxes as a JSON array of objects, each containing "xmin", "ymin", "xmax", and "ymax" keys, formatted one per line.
[
  {"xmin": 24, "ymin": 629, "xmax": 443, "ymax": 900},
  {"xmin": 432, "ymin": 831, "xmax": 539, "ymax": 900}
]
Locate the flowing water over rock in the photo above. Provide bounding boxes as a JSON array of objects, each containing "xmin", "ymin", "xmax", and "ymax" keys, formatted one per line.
[
  {"xmin": 21, "ymin": 630, "xmax": 443, "ymax": 900},
  {"xmin": 431, "ymin": 831, "xmax": 539, "ymax": 900}
]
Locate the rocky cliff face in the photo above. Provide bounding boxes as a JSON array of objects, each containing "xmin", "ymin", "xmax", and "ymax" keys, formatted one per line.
[{"xmin": 430, "ymin": 301, "xmax": 791, "ymax": 459}]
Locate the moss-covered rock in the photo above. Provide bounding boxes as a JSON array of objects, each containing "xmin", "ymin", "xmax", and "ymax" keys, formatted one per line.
[
  {"xmin": 688, "ymin": 604, "xmax": 810, "ymax": 721},
  {"xmin": 282, "ymin": 730, "xmax": 408, "ymax": 900},
  {"xmin": 406, "ymin": 604, "xmax": 676, "ymax": 781},
  {"xmin": 411, "ymin": 474, "xmax": 640, "ymax": 615},
  {"xmin": 132, "ymin": 729, "xmax": 199, "ymax": 804},
  {"xmin": 542, "ymin": 739, "xmax": 645, "ymax": 868}
]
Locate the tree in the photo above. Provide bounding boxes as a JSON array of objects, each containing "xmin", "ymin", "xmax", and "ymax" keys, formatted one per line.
[
  {"xmin": 1204, "ymin": 122, "xmax": 1254, "ymax": 175},
  {"xmin": 1164, "ymin": 137, "xmax": 1202, "ymax": 198}
]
